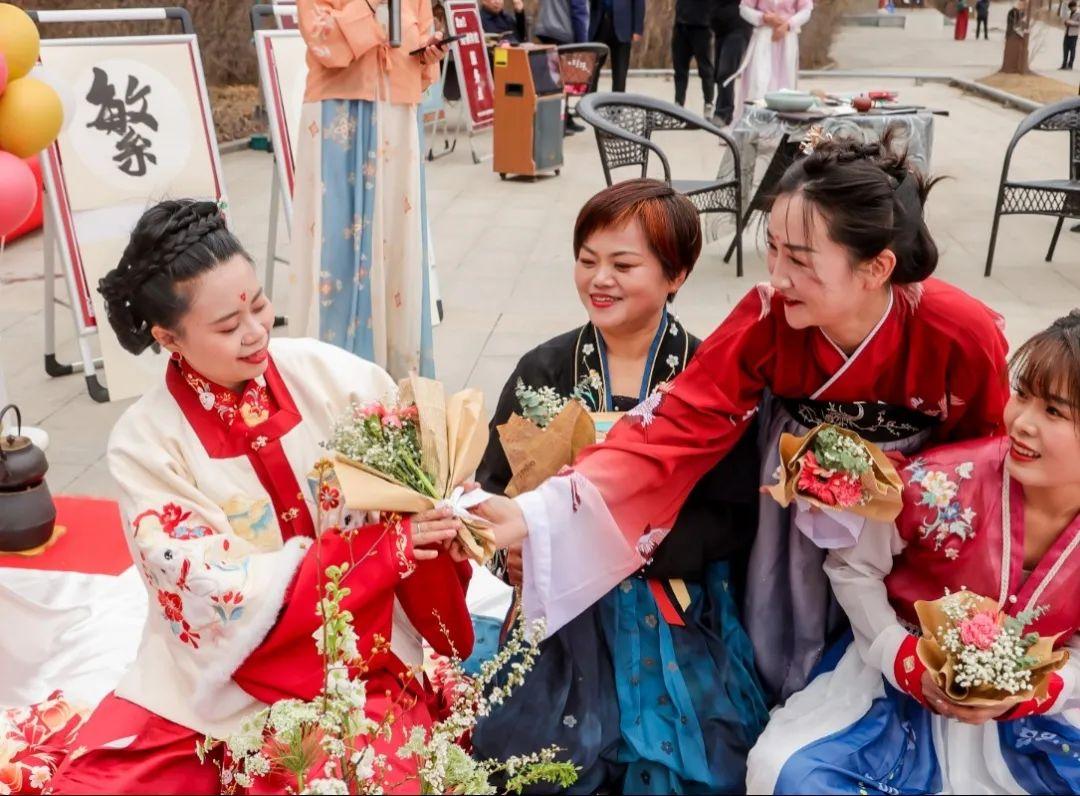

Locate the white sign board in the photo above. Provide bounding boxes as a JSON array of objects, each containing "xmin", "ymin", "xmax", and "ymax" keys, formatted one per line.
[
  {"xmin": 255, "ymin": 29, "xmax": 308, "ymax": 220},
  {"xmin": 40, "ymin": 35, "xmax": 227, "ymax": 402}
]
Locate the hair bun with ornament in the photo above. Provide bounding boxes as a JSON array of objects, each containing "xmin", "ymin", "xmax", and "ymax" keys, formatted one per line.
[{"xmin": 99, "ymin": 199, "xmax": 251, "ymax": 355}]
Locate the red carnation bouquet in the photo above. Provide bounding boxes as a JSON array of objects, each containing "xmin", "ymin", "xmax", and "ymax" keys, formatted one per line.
[{"xmin": 765, "ymin": 424, "xmax": 903, "ymax": 522}]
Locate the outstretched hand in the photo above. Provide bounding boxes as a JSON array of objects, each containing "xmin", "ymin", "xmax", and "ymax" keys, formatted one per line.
[{"xmin": 442, "ymin": 482, "xmax": 529, "ymax": 563}]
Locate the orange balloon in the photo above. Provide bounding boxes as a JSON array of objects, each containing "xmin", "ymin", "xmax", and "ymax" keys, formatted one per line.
[
  {"xmin": 0, "ymin": 3, "xmax": 40, "ymax": 81},
  {"xmin": 0, "ymin": 76, "xmax": 63, "ymax": 158}
]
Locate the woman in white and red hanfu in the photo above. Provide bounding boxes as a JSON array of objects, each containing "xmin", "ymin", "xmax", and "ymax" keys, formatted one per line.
[
  {"xmin": 747, "ymin": 315, "xmax": 1080, "ymax": 795},
  {"xmin": 475, "ymin": 135, "xmax": 1012, "ymax": 709},
  {"xmin": 49, "ymin": 200, "xmax": 474, "ymax": 795}
]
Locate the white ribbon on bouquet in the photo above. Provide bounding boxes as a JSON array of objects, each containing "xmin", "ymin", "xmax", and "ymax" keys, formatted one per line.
[{"xmin": 436, "ymin": 484, "xmax": 493, "ymax": 525}]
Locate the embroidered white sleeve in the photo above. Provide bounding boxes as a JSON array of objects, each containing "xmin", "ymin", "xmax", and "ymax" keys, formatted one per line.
[
  {"xmin": 517, "ymin": 472, "xmax": 643, "ymax": 637},
  {"xmin": 107, "ymin": 434, "xmax": 310, "ymax": 719},
  {"xmin": 824, "ymin": 518, "xmax": 910, "ymax": 688}
]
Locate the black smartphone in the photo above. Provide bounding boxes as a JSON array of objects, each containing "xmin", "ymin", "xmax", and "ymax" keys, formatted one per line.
[{"xmin": 409, "ymin": 33, "xmax": 465, "ymax": 56}]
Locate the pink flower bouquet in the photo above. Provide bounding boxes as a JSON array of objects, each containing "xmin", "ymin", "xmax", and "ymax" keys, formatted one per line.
[
  {"xmin": 914, "ymin": 590, "xmax": 1069, "ymax": 707},
  {"xmin": 328, "ymin": 376, "xmax": 496, "ymax": 562}
]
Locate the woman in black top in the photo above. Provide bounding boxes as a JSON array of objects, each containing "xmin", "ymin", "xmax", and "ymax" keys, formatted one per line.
[{"xmin": 472, "ymin": 179, "xmax": 766, "ymax": 794}]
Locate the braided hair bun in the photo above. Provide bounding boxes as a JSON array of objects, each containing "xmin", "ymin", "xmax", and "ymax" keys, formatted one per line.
[
  {"xmin": 772, "ymin": 126, "xmax": 942, "ymax": 285},
  {"xmin": 99, "ymin": 200, "xmax": 251, "ymax": 355}
]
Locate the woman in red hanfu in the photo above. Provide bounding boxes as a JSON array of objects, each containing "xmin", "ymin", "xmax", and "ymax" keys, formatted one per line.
[
  {"xmin": 954, "ymin": 0, "xmax": 970, "ymax": 39},
  {"xmin": 47, "ymin": 200, "xmax": 474, "ymax": 795},
  {"xmin": 473, "ymin": 132, "xmax": 1013, "ymax": 706},
  {"xmin": 748, "ymin": 313, "xmax": 1080, "ymax": 794}
]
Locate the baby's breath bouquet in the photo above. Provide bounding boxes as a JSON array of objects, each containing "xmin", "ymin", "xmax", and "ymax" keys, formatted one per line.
[
  {"xmin": 329, "ymin": 402, "xmax": 432, "ymax": 495},
  {"xmin": 496, "ymin": 381, "xmax": 597, "ymax": 497},
  {"xmin": 914, "ymin": 590, "xmax": 1069, "ymax": 708},
  {"xmin": 197, "ymin": 464, "xmax": 578, "ymax": 795},
  {"xmin": 513, "ymin": 380, "xmax": 577, "ymax": 429},
  {"xmin": 327, "ymin": 375, "xmax": 496, "ymax": 562}
]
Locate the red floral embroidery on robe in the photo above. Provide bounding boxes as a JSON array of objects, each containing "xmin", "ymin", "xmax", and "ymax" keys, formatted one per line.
[
  {"xmin": 318, "ymin": 483, "xmax": 342, "ymax": 512},
  {"xmin": 177, "ymin": 356, "xmax": 273, "ymax": 430},
  {"xmin": 156, "ymin": 588, "xmax": 201, "ymax": 648},
  {"xmin": 133, "ymin": 503, "xmax": 215, "ymax": 541}
]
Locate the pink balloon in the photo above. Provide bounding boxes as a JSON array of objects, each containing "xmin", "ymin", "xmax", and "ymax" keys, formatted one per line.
[
  {"xmin": 0, "ymin": 150, "xmax": 37, "ymax": 238},
  {"xmin": 0, "ymin": 52, "xmax": 7, "ymax": 96}
]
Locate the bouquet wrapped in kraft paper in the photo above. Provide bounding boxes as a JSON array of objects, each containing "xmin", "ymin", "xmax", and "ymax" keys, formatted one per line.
[
  {"xmin": 764, "ymin": 423, "xmax": 904, "ymax": 548},
  {"xmin": 497, "ymin": 402, "xmax": 598, "ymax": 497},
  {"xmin": 330, "ymin": 375, "xmax": 496, "ymax": 563},
  {"xmin": 914, "ymin": 590, "xmax": 1069, "ymax": 709}
]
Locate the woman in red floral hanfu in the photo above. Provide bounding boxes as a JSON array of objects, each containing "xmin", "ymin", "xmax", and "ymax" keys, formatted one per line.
[
  {"xmin": 472, "ymin": 134, "xmax": 1013, "ymax": 709},
  {"xmin": 747, "ymin": 313, "xmax": 1080, "ymax": 795},
  {"xmin": 48, "ymin": 200, "xmax": 474, "ymax": 795}
]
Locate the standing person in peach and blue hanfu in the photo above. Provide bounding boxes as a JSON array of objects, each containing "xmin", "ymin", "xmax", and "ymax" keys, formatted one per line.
[{"xmin": 288, "ymin": 0, "xmax": 448, "ymax": 379}]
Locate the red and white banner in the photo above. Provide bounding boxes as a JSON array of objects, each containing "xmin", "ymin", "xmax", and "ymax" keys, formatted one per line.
[{"xmin": 444, "ymin": 0, "xmax": 494, "ymax": 130}]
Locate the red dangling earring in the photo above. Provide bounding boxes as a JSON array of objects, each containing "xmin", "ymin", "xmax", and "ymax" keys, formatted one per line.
[{"xmin": 170, "ymin": 351, "xmax": 182, "ymax": 363}]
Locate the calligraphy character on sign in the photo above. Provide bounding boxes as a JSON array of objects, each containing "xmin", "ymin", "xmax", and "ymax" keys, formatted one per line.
[
  {"xmin": 114, "ymin": 129, "xmax": 157, "ymax": 177},
  {"xmin": 84, "ymin": 67, "xmax": 160, "ymax": 178}
]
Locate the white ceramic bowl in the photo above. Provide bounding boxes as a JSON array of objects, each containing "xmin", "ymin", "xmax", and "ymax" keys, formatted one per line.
[{"xmin": 763, "ymin": 91, "xmax": 815, "ymax": 112}]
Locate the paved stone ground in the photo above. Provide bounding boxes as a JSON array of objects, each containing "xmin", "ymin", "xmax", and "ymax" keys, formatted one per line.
[
  {"xmin": 2, "ymin": 11, "xmax": 1078, "ymax": 499},
  {"xmin": 834, "ymin": 3, "xmax": 1079, "ymax": 78}
]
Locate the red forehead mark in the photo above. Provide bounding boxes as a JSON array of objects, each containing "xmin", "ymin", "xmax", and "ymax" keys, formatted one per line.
[{"xmin": 240, "ymin": 292, "xmax": 247, "ymax": 302}]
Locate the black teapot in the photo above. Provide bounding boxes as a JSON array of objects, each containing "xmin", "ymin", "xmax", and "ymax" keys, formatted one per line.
[{"xmin": 0, "ymin": 404, "xmax": 56, "ymax": 552}]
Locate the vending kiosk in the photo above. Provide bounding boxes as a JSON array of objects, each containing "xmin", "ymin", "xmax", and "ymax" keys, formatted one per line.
[{"xmin": 492, "ymin": 44, "xmax": 564, "ymax": 179}]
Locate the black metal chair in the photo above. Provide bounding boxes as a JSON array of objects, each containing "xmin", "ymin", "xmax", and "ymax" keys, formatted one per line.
[
  {"xmin": 577, "ymin": 92, "xmax": 745, "ymax": 276},
  {"xmin": 555, "ymin": 43, "xmax": 609, "ymax": 121},
  {"xmin": 985, "ymin": 96, "xmax": 1080, "ymax": 277}
]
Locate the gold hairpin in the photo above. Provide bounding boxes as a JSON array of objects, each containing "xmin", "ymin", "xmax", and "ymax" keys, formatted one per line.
[{"xmin": 799, "ymin": 125, "xmax": 833, "ymax": 156}]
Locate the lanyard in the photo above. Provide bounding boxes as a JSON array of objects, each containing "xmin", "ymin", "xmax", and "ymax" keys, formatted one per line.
[{"xmin": 594, "ymin": 312, "xmax": 669, "ymax": 411}]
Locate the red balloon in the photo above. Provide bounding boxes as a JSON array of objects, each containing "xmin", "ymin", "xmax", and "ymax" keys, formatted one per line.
[
  {"xmin": 6, "ymin": 156, "xmax": 43, "ymax": 241},
  {"xmin": 0, "ymin": 150, "xmax": 37, "ymax": 238},
  {"xmin": 0, "ymin": 52, "xmax": 8, "ymax": 95}
]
